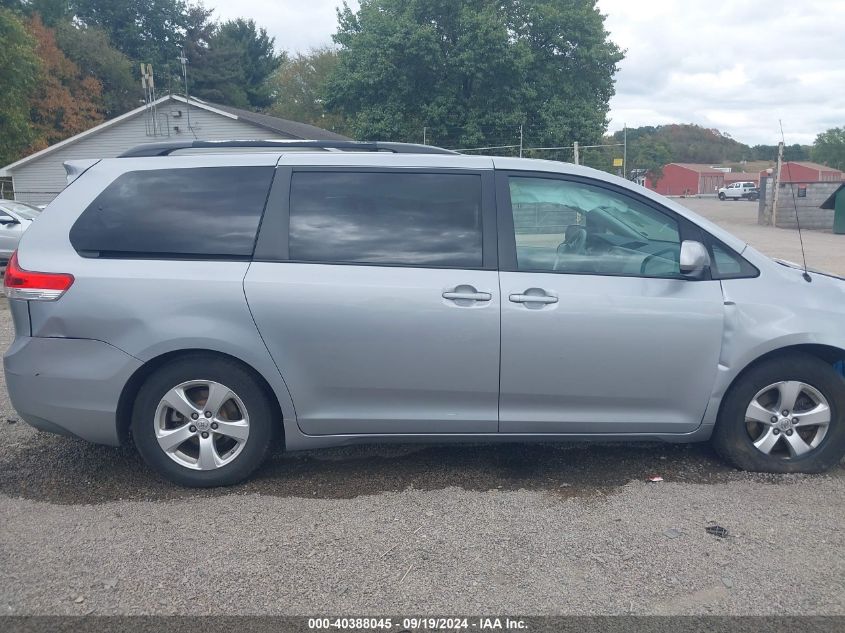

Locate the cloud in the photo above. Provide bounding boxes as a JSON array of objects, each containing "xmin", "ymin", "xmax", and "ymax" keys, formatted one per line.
[
  {"xmin": 206, "ymin": 0, "xmax": 357, "ymax": 53},
  {"xmin": 598, "ymin": 0, "xmax": 845, "ymax": 144},
  {"xmin": 203, "ymin": 0, "xmax": 841, "ymax": 145}
]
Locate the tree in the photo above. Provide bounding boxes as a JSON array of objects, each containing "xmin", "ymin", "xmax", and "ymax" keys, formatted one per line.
[
  {"xmin": 54, "ymin": 21, "xmax": 138, "ymax": 117},
  {"xmin": 72, "ymin": 0, "xmax": 195, "ymax": 74},
  {"xmin": 26, "ymin": 14, "xmax": 103, "ymax": 151},
  {"xmin": 2, "ymin": 0, "xmax": 70, "ymax": 25},
  {"xmin": 615, "ymin": 124, "xmax": 752, "ymax": 164},
  {"xmin": 751, "ymin": 143, "xmax": 809, "ymax": 162},
  {"xmin": 269, "ymin": 47, "xmax": 349, "ymax": 133},
  {"xmin": 0, "ymin": 7, "xmax": 41, "ymax": 165},
  {"xmin": 629, "ymin": 137, "xmax": 672, "ymax": 183},
  {"xmin": 196, "ymin": 19, "xmax": 282, "ymax": 108},
  {"xmin": 812, "ymin": 127, "xmax": 845, "ymax": 171},
  {"xmin": 325, "ymin": 0, "xmax": 623, "ymax": 147}
]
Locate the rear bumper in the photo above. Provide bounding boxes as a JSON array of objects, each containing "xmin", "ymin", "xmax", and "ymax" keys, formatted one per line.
[{"xmin": 4, "ymin": 336, "xmax": 142, "ymax": 446}]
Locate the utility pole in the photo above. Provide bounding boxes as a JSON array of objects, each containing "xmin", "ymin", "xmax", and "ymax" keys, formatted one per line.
[
  {"xmin": 623, "ymin": 124, "xmax": 627, "ymax": 179},
  {"xmin": 519, "ymin": 124, "xmax": 523, "ymax": 158},
  {"xmin": 573, "ymin": 141, "xmax": 580, "ymax": 165},
  {"xmin": 771, "ymin": 141, "xmax": 784, "ymax": 226},
  {"xmin": 423, "ymin": 127, "xmax": 427, "ymax": 145}
]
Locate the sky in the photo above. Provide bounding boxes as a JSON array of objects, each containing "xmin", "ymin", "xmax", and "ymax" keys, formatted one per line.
[{"xmin": 206, "ymin": 0, "xmax": 844, "ymax": 146}]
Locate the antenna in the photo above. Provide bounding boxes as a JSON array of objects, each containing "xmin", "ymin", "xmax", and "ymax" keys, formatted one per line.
[
  {"xmin": 778, "ymin": 120, "xmax": 811, "ymax": 283},
  {"xmin": 178, "ymin": 48, "xmax": 195, "ymax": 138},
  {"xmin": 141, "ymin": 63, "xmax": 159, "ymax": 136}
]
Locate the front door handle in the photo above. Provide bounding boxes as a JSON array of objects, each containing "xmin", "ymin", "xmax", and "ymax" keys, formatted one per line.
[{"xmin": 509, "ymin": 290, "xmax": 558, "ymax": 304}]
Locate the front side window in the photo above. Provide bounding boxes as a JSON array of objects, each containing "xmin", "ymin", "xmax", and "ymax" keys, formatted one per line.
[
  {"xmin": 709, "ymin": 242, "xmax": 758, "ymax": 279},
  {"xmin": 289, "ymin": 172, "xmax": 483, "ymax": 267},
  {"xmin": 508, "ymin": 176, "xmax": 681, "ymax": 278},
  {"xmin": 70, "ymin": 167, "xmax": 275, "ymax": 258}
]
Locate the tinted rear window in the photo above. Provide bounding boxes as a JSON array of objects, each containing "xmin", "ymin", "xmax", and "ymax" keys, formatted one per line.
[
  {"xmin": 289, "ymin": 172, "xmax": 483, "ymax": 267},
  {"xmin": 70, "ymin": 167, "xmax": 274, "ymax": 258}
]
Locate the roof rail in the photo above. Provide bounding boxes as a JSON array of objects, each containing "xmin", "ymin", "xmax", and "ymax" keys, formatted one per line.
[{"xmin": 117, "ymin": 140, "xmax": 458, "ymax": 158}]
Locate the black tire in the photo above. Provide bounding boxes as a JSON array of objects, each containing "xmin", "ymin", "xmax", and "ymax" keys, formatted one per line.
[
  {"xmin": 713, "ymin": 352, "xmax": 845, "ymax": 473},
  {"xmin": 132, "ymin": 354, "xmax": 277, "ymax": 487},
  {"xmin": 718, "ymin": 192, "xmax": 726, "ymax": 200}
]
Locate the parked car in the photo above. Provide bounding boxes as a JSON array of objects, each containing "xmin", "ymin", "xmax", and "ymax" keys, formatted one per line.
[
  {"xmin": 5, "ymin": 140, "xmax": 845, "ymax": 487},
  {"xmin": 718, "ymin": 181, "xmax": 759, "ymax": 201},
  {"xmin": 0, "ymin": 200, "xmax": 41, "ymax": 262}
]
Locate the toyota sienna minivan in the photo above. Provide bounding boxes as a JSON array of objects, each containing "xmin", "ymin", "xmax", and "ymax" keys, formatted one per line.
[{"xmin": 4, "ymin": 140, "xmax": 845, "ymax": 487}]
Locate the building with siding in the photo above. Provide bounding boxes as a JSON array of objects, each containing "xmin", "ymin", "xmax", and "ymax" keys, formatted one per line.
[
  {"xmin": 758, "ymin": 161, "xmax": 844, "ymax": 184},
  {"xmin": 646, "ymin": 163, "xmax": 727, "ymax": 196},
  {"xmin": 0, "ymin": 95, "xmax": 349, "ymax": 205}
]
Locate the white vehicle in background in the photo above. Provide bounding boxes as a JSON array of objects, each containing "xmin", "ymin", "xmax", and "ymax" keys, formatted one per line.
[
  {"xmin": 718, "ymin": 181, "xmax": 759, "ymax": 201},
  {"xmin": 0, "ymin": 200, "xmax": 42, "ymax": 262}
]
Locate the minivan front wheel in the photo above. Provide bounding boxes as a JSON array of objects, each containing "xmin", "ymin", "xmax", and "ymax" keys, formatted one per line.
[
  {"xmin": 132, "ymin": 355, "xmax": 275, "ymax": 487},
  {"xmin": 713, "ymin": 353, "xmax": 845, "ymax": 473}
]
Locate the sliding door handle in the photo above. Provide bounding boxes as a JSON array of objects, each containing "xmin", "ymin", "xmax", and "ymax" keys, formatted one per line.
[
  {"xmin": 443, "ymin": 291, "xmax": 492, "ymax": 302},
  {"xmin": 509, "ymin": 293, "xmax": 558, "ymax": 304}
]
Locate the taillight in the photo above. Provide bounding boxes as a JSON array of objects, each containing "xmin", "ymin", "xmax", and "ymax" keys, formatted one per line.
[{"xmin": 4, "ymin": 251, "xmax": 74, "ymax": 301}]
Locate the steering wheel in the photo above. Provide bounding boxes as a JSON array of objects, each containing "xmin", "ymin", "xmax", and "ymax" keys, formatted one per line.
[
  {"xmin": 639, "ymin": 246, "xmax": 678, "ymax": 276},
  {"xmin": 553, "ymin": 225, "xmax": 587, "ymax": 271}
]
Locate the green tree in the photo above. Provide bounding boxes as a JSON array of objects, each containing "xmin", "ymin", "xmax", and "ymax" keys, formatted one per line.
[
  {"xmin": 0, "ymin": 7, "xmax": 42, "ymax": 164},
  {"xmin": 325, "ymin": 0, "xmax": 623, "ymax": 148},
  {"xmin": 207, "ymin": 19, "xmax": 282, "ymax": 108},
  {"xmin": 811, "ymin": 127, "xmax": 845, "ymax": 171},
  {"xmin": 752, "ymin": 143, "xmax": 810, "ymax": 162},
  {"xmin": 1, "ymin": 0, "xmax": 70, "ymax": 25},
  {"xmin": 629, "ymin": 137, "xmax": 672, "ymax": 183},
  {"xmin": 615, "ymin": 124, "xmax": 751, "ymax": 164},
  {"xmin": 72, "ymin": 0, "xmax": 195, "ymax": 74},
  {"xmin": 269, "ymin": 47, "xmax": 349, "ymax": 134},
  {"xmin": 54, "ymin": 21, "xmax": 138, "ymax": 117}
]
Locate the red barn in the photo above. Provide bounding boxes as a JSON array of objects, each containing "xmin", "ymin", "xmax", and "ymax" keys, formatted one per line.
[
  {"xmin": 646, "ymin": 163, "xmax": 727, "ymax": 196},
  {"xmin": 724, "ymin": 172, "xmax": 759, "ymax": 185},
  {"xmin": 760, "ymin": 161, "xmax": 844, "ymax": 183}
]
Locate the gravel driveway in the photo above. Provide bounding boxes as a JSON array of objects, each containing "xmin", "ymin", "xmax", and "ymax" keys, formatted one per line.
[{"xmin": 0, "ymin": 294, "xmax": 844, "ymax": 617}]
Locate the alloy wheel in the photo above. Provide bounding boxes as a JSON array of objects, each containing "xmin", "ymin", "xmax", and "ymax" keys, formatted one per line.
[
  {"xmin": 745, "ymin": 380, "xmax": 831, "ymax": 459},
  {"xmin": 154, "ymin": 380, "xmax": 250, "ymax": 470}
]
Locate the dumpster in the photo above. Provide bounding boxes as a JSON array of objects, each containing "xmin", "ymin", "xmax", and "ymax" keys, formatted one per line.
[{"xmin": 821, "ymin": 184, "xmax": 845, "ymax": 235}]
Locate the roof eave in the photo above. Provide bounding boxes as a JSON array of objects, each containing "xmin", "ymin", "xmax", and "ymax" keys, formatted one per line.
[{"xmin": 0, "ymin": 95, "xmax": 240, "ymax": 174}]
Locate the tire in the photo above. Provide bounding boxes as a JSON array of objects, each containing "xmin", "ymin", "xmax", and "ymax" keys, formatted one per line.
[
  {"xmin": 713, "ymin": 352, "xmax": 845, "ymax": 473},
  {"xmin": 132, "ymin": 354, "xmax": 277, "ymax": 487},
  {"xmin": 718, "ymin": 193, "xmax": 726, "ymax": 200}
]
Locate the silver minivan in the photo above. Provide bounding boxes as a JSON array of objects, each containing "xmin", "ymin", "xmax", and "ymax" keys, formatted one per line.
[{"xmin": 4, "ymin": 140, "xmax": 845, "ymax": 486}]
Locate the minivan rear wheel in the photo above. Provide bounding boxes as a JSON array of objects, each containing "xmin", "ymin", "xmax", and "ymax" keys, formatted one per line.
[
  {"xmin": 713, "ymin": 353, "xmax": 845, "ymax": 473},
  {"xmin": 132, "ymin": 355, "xmax": 275, "ymax": 487}
]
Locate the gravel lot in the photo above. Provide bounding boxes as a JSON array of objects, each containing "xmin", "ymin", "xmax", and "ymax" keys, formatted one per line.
[{"xmin": 1, "ymin": 200, "xmax": 845, "ymax": 616}]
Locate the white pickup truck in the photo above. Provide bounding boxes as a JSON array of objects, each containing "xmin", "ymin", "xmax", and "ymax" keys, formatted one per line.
[{"xmin": 718, "ymin": 181, "xmax": 759, "ymax": 201}]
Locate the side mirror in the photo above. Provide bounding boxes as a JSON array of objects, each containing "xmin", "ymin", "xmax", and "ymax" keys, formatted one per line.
[
  {"xmin": 0, "ymin": 216, "xmax": 18, "ymax": 226},
  {"xmin": 679, "ymin": 240, "xmax": 710, "ymax": 278}
]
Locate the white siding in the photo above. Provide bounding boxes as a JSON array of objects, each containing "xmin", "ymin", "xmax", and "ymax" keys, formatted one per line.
[{"xmin": 11, "ymin": 98, "xmax": 286, "ymax": 205}]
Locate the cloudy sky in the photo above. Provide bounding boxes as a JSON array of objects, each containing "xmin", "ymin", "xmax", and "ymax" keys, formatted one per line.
[{"xmin": 206, "ymin": 0, "xmax": 844, "ymax": 145}]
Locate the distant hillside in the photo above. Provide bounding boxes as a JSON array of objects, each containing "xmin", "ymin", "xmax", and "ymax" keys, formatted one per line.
[{"xmin": 609, "ymin": 124, "xmax": 810, "ymax": 165}]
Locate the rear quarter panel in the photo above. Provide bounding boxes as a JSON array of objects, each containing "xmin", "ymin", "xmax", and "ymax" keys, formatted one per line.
[{"xmin": 16, "ymin": 154, "xmax": 298, "ymax": 425}]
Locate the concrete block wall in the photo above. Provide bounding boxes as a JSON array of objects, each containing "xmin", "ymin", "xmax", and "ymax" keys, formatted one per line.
[{"xmin": 761, "ymin": 180, "xmax": 840, "ymax": 230}]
